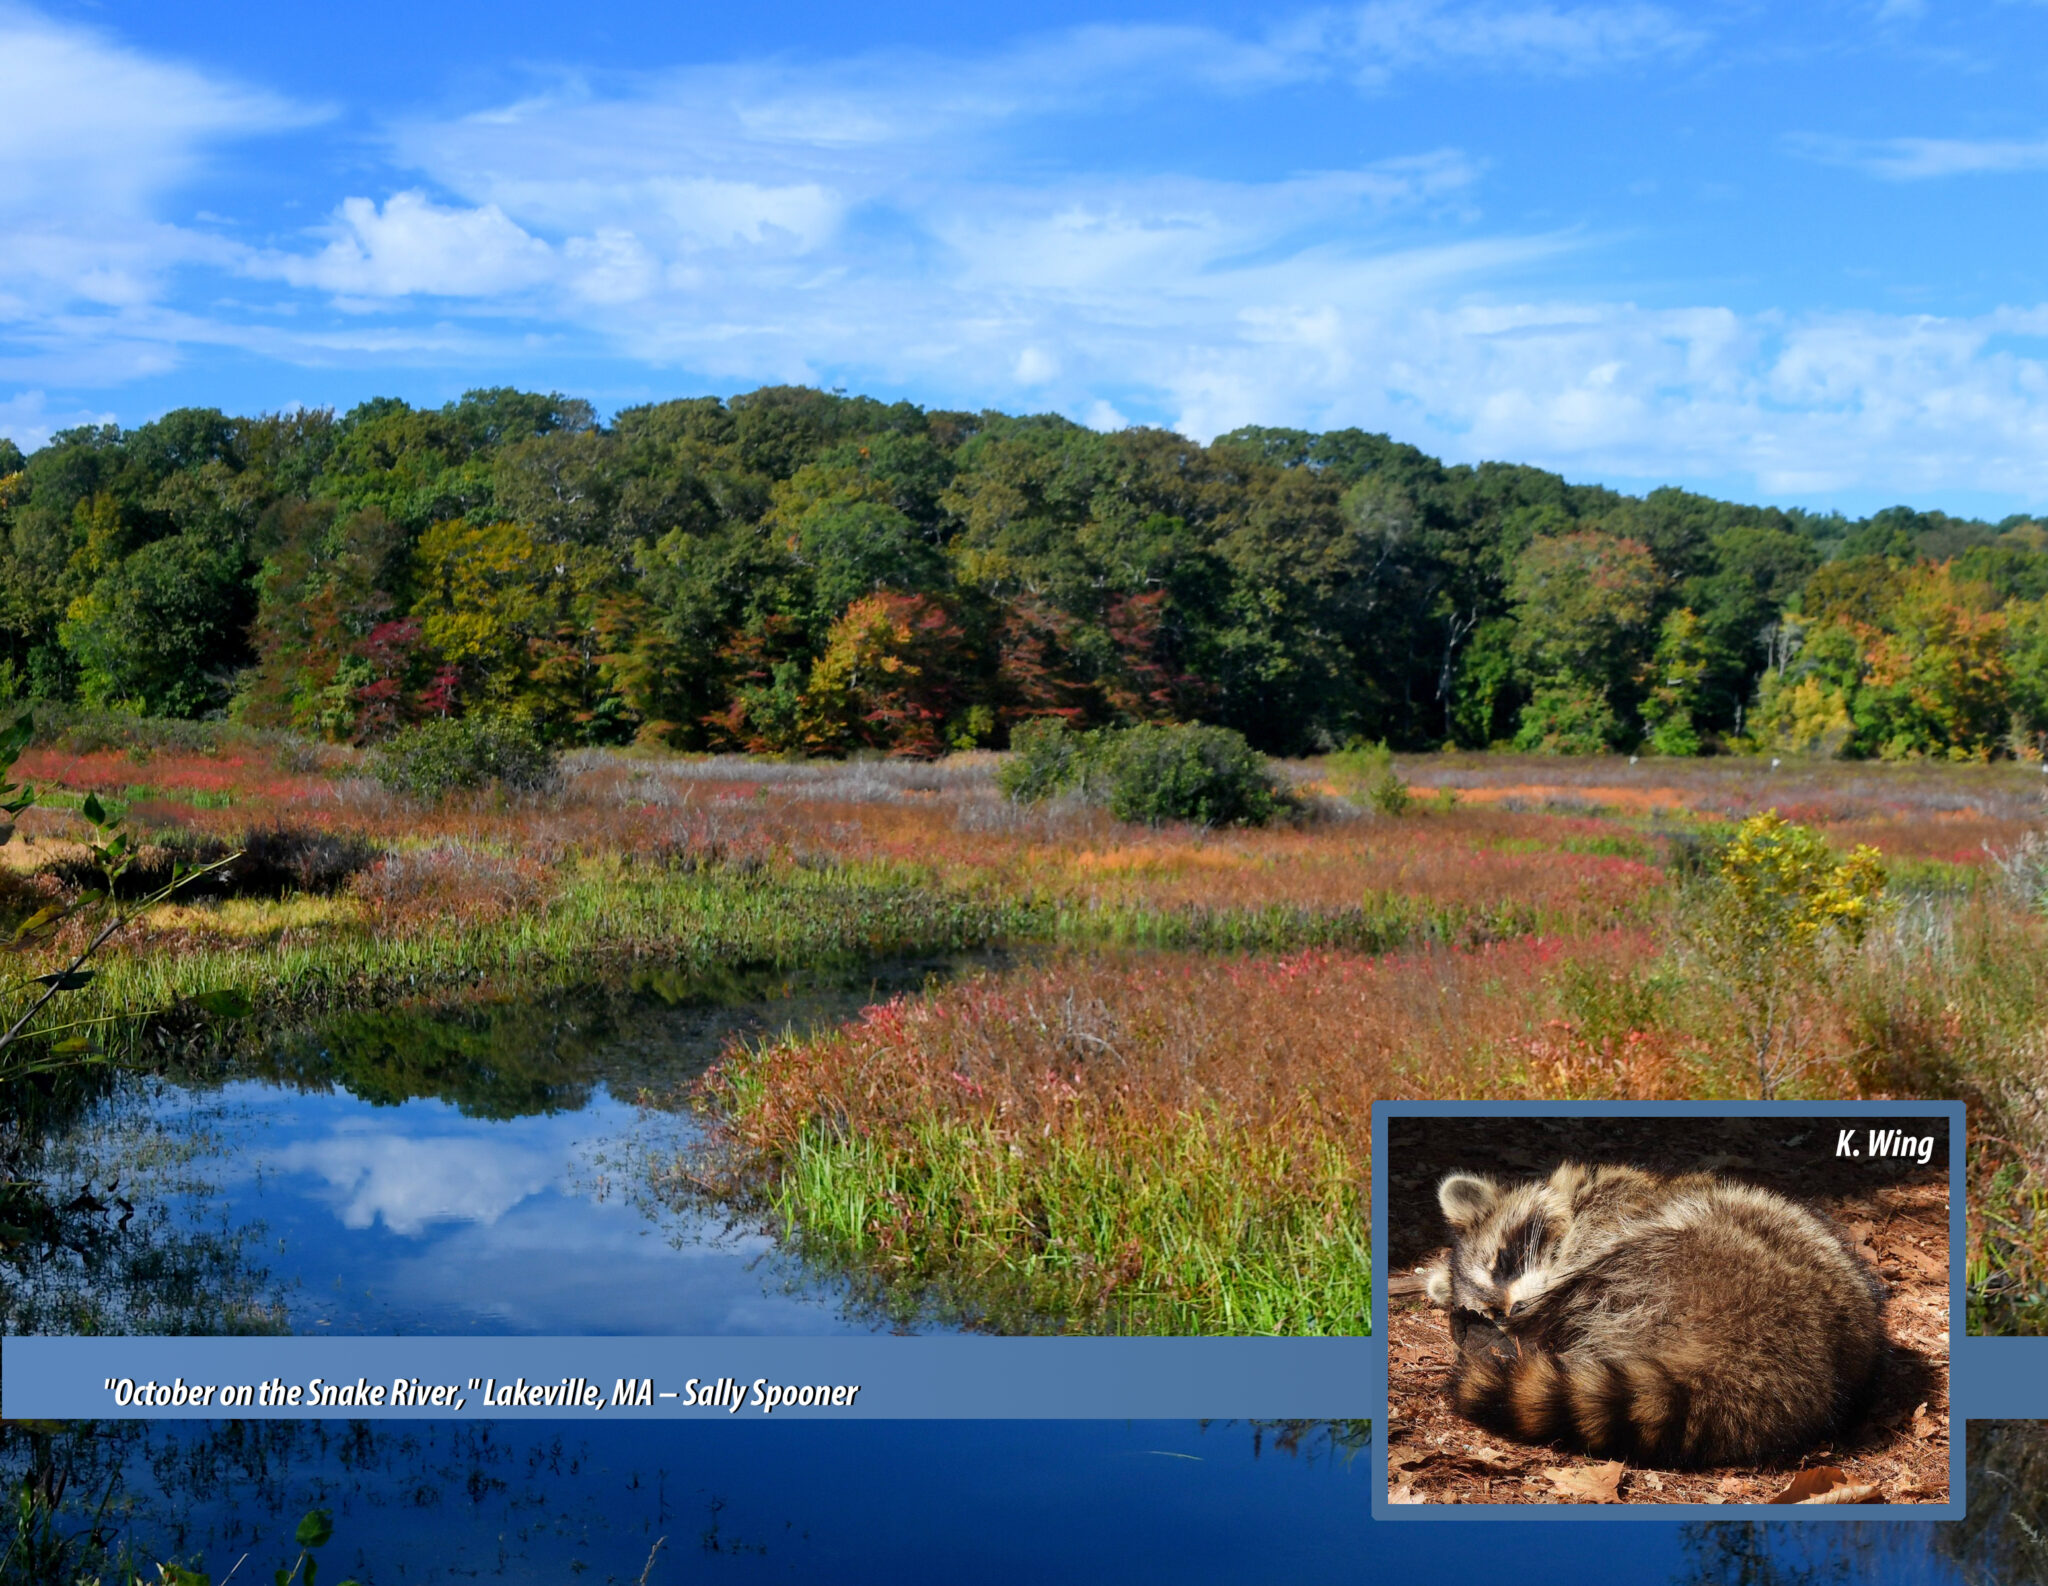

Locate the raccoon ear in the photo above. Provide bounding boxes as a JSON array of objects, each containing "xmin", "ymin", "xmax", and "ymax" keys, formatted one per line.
[{"xmin": 1437, "ymin": 1173, "xmax": 1498, "ymax": 1229}]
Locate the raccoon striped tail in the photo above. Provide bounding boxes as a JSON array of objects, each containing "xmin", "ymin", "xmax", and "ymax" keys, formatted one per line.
[{"xmin": 1450, "ymin": 1349, "xmax": 1693, "ymax": 1465}]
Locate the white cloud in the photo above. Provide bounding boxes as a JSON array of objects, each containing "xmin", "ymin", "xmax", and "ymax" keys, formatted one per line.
[
  {"xmin": 260, "ymin": 191, "xmax": 556, "ymax": 298},
  {"xmin": 0, "ymin": 4, "xmax": 307, "ymax": 217},
  {"xmin": 13, "ymin": 0, "xmax": 2048, "ymax": 508},
  {"xmin": 0, "ymin": 5, "xmax": 314, "ymax": 336},
  {"xmin": 1310, "ymin": 0, "xmax": 1705, "ymax": 84},
  {"xmin": 1013, "ymin": 346, "xmax": 1060, "ymax": 384},
  {"xmin": 1792, "ymin": 131, "xmax": 2048, "ymax": 179},
  {"xmin": 272, "ymin": 1129, "xmax": 560, "ymax": 1236}
]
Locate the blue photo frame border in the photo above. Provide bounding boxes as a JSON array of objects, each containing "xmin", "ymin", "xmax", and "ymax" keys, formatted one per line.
[{"xmin": 1370, "ymin": 1099, "xmax": 1968, "ymax": 1522}]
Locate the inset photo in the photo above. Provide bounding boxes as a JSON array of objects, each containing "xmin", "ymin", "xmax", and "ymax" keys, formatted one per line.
[{"xmin": 1383, "ymin": 1110, "xmax": 1954, "ymax": 1509}]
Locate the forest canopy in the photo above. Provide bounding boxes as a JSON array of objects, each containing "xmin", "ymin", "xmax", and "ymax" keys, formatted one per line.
[{"xmin": 1, "ymin": 384, "xmax": 2044, "ymax": 760}]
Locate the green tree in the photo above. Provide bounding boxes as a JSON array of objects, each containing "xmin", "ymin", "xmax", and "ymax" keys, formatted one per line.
[
  {"xmin": 1507, "ymin": 530, "xmax": 1663, "ymax": 750},
  {"xmin": 1639, "ymin": 608, "xmax": 1712, "ymax": 755},
  {"xmin": 59, "ymin": 534, "xmax": 251, "ymax": 715}
]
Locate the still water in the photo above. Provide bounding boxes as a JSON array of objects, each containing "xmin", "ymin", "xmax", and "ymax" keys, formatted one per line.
[
  {"xmin": 1, "ymin": 1418, "xmax": 2004, "ymax": 1586},
  {"xmin": 4, "ymin": 961, "xmax": 980, "ymax": 1336}
]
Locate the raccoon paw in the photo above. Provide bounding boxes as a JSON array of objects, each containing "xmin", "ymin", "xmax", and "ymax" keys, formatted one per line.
[{"xmin": 1449, "ymin": 1309, "xmax": 1519, "ymax": 1366}]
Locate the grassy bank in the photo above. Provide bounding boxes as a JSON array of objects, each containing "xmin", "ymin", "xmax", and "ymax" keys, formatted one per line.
[
  {"xmin": 695, "ymin": 961, "xmax": 1376, "ymax": 1334},
  {"xmin": 16, "ymin": 858, "xmax": 1011, "ymax": 1065}
]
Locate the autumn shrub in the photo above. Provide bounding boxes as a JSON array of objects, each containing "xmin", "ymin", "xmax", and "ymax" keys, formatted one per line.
[
  {"xmin": 349, "ymin": 838, "xmax": 543, "ymax": 921},
  {"xmin": 1682, "ymin": 811, "xmax": 1887, "ymax": 1097},
  {"xmin": 373, "ymin": 714, "xmax": 558, "ymax": 801},
  {"xmin": 690, "ymin": 934, "xmax": 1677, "ymax": 1331},
  {"xmin": 34, "ymin": 707, "xmax": 265, "ymax": 761}
]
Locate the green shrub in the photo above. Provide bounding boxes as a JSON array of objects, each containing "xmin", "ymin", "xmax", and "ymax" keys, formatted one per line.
[
  {"xmin": 995, "ymin": 717, "xmax": 1099, "ymax": 803},
  {"xmin": 373, "ymin": 715, "xmax": 558, "ymax": 801},
  {"xmin": 1000, "ymin": 719, "xmax": 1286, "ymax": 828},
  {"xmin": 1684, "ymin": 811, "xmax": 1888, "ymax": 1098},
  {"xmin": 1102, "ymin": 723, "xmax": 1283, "ymax": 828}
]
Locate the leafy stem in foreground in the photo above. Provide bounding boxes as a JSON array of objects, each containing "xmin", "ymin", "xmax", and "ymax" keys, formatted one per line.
[{"xmin": 0, "ymin": 717, "xmax": 249, "ymax": 1068}]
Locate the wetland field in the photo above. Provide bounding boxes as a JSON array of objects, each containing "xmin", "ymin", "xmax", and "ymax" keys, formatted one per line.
[{"xmin": 3, "ymin": 724, "xmax": 2048, "ymax": 1338}]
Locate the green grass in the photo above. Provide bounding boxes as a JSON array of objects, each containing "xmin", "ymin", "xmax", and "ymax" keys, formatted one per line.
[
  {"xmin": 8, "ymin": 857, "xmax": 1012, "ymax": 1068},
  {"xmin": 1030, "ymin": 891, "xmax": 1546, "ymax": 955},
  {"xmin": 747, "ymin": 1111, "xmax": 1371, "ymax": 1335}
]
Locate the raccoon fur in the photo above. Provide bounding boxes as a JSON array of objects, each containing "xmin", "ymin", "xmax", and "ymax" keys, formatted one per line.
[{"xmin": 1420, "ymin": 1162, "xmax": 1888, "ymax": 1468}]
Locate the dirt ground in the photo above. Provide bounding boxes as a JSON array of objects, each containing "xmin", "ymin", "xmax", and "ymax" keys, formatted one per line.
[{"xmin": 1384, "ymin": 1115, "xmax": 1952, "ymax": 1506}]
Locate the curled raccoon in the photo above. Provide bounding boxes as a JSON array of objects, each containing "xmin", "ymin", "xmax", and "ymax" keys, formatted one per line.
[{"xmin": 1421, "ymin": 1162, "xmax": 1888, "ymax": 1468}]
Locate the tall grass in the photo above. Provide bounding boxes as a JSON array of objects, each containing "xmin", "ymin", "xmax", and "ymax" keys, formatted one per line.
[{"xmin": 690, "ymin": 936, "xmax": 1678, "ymax": 1334}]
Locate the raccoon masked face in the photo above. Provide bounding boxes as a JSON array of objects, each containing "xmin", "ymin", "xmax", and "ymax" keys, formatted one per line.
[{"xmin": 1428, "ymin": 1172, "xmax": 1562, "ymax": 1324}]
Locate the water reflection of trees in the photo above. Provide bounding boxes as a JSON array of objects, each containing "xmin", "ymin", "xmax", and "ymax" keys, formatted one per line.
[
  {"xmin": 1238, "ymin": 1419, "xmax": 1372, "ymax": 1466},
  {"xmin": 177, "ymin": 958, "xmax": 977, "ymax": 1120},
  {"xmin": 1945, "ymin": 1421, "xmax": 2048, "ymax": 1585},
  {"xmin": 5, "ymin": 1414, "xmax": 1363, "ymax": 1582},
  {"xmin": 6, "ymin": 959, "xmax": 977, "ymax": 1335},
  {"xmin": 1674, "ymin": 1424, "xmax": 2048, "ymax": 1586},
  {"xmin": 3, "ymin": 1420, "xmax": 597, "ymax": 1583},
  {"xmin": 1, "ymin": 1064, "xmax": 287, "ymax": 1335}
]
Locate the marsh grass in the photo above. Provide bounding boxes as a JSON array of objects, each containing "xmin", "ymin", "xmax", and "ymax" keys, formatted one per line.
[
  {"xmin": 760, "ymin": 1113, "xmax": 1371, "ymax": 1334},
  {"xmin": 12, "ymin": 738, "xmax": 2048, "ymax": 1333},
  {"xmin": 698, "ymin": 969, "xmax": 1378, "ymax": 1334},
  {"xmin": 690, "ymin": 936, "xmax": 1685, "ymax": 1334}
]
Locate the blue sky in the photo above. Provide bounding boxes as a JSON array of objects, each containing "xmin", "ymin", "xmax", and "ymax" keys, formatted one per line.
[{"xmin": 5, "ymin": 0, "xmax": 2048, "ymax": 516}]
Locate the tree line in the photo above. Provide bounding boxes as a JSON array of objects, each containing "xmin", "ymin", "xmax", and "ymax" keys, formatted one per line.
[{"xmin": 0, "ymin": 383, "xmax": 2042, "ymax": 760}]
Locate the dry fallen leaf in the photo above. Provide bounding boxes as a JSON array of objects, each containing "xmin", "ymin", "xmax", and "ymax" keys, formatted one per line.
[
  {"xmin": 1769, "ymin": 1467, "xmax": 1852, "ymax": 1505},
  {"xmin": 1642, "ymin": 1471, "xmax": 1664, "ymax": 1492},
  {"xmin": 1543, "ymin": 1461, "xmax": 1625, "ymax": 1503},
  {"xmin": 1389, "ymin": 1448, "xmax": 1430, "ymax": 1472},
  {"xmin": 1388, "ymin": 1485, "xmax": 1427, "ymax": 1505},
  {"xmin": 1913, "ymin": 1403, "xmax": 1942, "ymax": 1441},
  {"xmin": 1762, "ymin": 1466, "xmax": 1891, "ymax": 1506},
  {"xmin": 1800, "ymin": 1484, "xmax": 1884, "ymax": 1505},
  {"xmin": 1895, "ymin": 1242, "xmax": 1948, "ymax": 1279}
]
